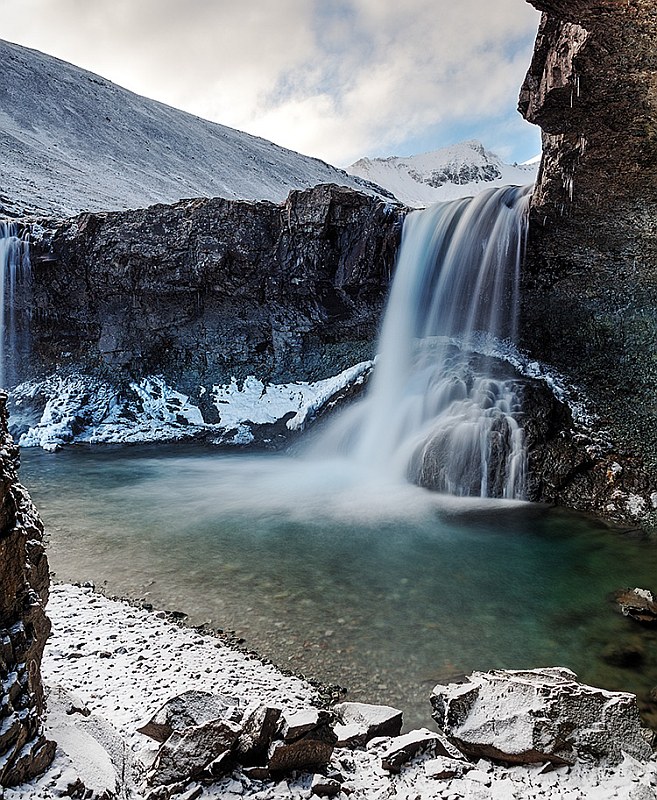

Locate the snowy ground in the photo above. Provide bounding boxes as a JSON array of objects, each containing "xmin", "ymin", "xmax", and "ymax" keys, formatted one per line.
[
  {"xmin": 10, "ymin": 361, "xmax": 374, "ymax": 451},
  {"xmin": 5, "ymin": 585, "xmax": 657, "ymax": 799}
]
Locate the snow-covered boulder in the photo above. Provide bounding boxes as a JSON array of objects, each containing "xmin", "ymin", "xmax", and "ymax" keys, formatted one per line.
[
  {"xmin": 332, "ymin": 701, "xmax": 403, "ymax": 747},
  {"xmin": 431, "ymin": 667, "xmax": 654, "ymax": 766}
]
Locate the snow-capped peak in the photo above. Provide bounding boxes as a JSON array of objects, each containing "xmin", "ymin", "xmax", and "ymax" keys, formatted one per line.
[{"xmin": 347, "ymin": 140, "xmax": 539, "ymax": 208}]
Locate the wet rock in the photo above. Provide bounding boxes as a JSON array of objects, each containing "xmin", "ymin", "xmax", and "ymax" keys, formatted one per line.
[
  {"xmin": 332, "ymin": 701, "xmax": 403, "ymax": 747},
  {"xmin": 616, "ymin": 588, "xmax": 657, "ymax": 626},
  {"xmin": 148, "ymin": 718, "xmax": 242, "ymax": 786},
  {"xmin": 431, "ymin": 667, "xmax": 654, "ymax": 766},
  {"xmin": 137, "ymin": 690, "xmax": 241, "ymax": 743},
  {"xmin": 280, "ymin": 708, "xmax": 334, "ymax": 742},
  {"xmin": 379, "ymin": 728, "xmax": 465, "ymax": 774}
]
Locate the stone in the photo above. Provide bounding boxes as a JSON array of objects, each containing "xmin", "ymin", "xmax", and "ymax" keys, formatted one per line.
[
  {"xmin": 431, "ymin": 667, "xmax": 654, "ymax": 766},
  {"xmin": 137, "ymin": 690, "xmax": 241, "ymax": 743},
  {"xmin": 235, "ymin": 704, "xmax": 282, "ymax": 764},
  {"xmin": 311, "ymin": 773, "xmax": 342, "ymax": 797},
  {"xmin": 267, "ymin": 712, "xmax": 337, "ymax": 774},
  {"xmin": 280, "ymin": 708, "xmax": 334, "ymax": 742},
  {"xmin": 332, "ymin": 701, "xmax": 403, "ymax": 747},
  {"xmin": 148, "ymin": 717, "xmax": 242, "ymax": 786},
  {"xmin": 615, "ymin": 588, "xmax": 657, "ymax": 626},
  {"xmin": 380, "ymin": 728, "xmax": 465, "ymax": 774},
  {"xmin": 424, "ymin": 756, "xmax": 473, "ymax": 781},
  {"xmin": 601, "ymin": 641, "xmax": 645, "ymax": 668}
]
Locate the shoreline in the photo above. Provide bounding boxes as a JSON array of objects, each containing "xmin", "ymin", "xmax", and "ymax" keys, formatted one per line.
[{"xmin": 5, "ymin": 583, "xmax": 657, "ymax": 799}]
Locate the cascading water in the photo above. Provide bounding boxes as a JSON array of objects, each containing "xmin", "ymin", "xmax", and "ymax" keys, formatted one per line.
[
  {"xmin": 0, "ymin": 222, "xmax": 31, "ymax": 389},
  {"xmin": 319, "ymin": 185, "xmax": 532, "ymax": 499}
]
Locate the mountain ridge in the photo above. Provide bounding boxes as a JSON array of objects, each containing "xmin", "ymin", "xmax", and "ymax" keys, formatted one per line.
[
  {"xmin": 0, "ymin": 38, "xmax": 393, "ymax": 218},
  {"xmin": 347, "ymin": 140, "xmax": 539, "ymax": 207}
]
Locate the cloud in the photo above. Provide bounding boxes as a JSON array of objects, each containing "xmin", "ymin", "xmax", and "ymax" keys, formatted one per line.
[{"xmin": 0, "ymin": 0, "xmax": 541, "ymax": 164}]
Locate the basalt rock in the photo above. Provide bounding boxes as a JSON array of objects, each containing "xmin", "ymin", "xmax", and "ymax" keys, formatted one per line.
[
  {"xmin": 26, "ymin": 184, "xmax": 405, "ymax": 393},
  {"xmin": 519, "ymin": 0, "xmax": 657, "ymax": 524},
  {"xmin": 0, "ymin": 391, "xmax": 54, "ymax": 786}
]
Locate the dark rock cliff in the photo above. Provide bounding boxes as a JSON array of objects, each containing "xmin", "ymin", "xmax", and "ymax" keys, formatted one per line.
[
  {"xmin": 0, "ymin": 392, "xmax": 54, "ymax": 786},
  {"xmin": 27, "ymin": 184, "xmax": 405, "ymax": 395},
  {"xmin": 519, "ymin": 0, "xmax": 657, "ymax": 516}
]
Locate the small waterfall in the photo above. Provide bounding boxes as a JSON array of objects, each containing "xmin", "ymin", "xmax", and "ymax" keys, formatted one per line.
[
  {"xmin": 319, "ymin": 185, "xmax": 532, "ymax": 499},
  {"xmin": 0, "ymin": 222, "xmax": 31, "ymax": 389}
]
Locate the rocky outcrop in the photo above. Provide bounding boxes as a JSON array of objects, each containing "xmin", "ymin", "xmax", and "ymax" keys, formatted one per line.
[
  {"xmin": 519, "ymin": 0, "xmax": 657, "ymax": 522},
  {"xmin": 26, "ymin": 184, "xmax": 405, "ymax": 394},
  {"xmin": 0, "ymin": 392, "xmax": 54, "ymax": 786}
]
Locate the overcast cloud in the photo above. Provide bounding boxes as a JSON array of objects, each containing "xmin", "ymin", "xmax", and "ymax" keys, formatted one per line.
[{"xmin": 0, "ymin": 0, "xmax": 541, "ymax": 165}]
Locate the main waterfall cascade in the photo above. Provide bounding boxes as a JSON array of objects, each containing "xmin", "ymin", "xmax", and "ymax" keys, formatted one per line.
[
  {"xmin": 0, "ymin": 222, "xmax": 31, "ymax": 389},
  {"xmin": 320, "ymin": 185, "xmax": 532, "ymax": 499}
]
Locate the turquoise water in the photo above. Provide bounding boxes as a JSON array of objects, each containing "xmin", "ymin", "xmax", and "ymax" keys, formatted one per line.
[{"xmin": 21, "ymin": 444, "xmax": 657, "ymax": 730}]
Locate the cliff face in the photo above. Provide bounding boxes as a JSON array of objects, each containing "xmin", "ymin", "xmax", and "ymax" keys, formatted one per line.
[
  {"xmin": 519, "ymin": 0, "xmax": 657, "ymax": 499},
  {"xmin": 0, "ymin": 392, "xmax": 54, "ymax": 786},
  {"xmin": 27, "ymin": 185, "xmax": 405, "ymax": 395}
]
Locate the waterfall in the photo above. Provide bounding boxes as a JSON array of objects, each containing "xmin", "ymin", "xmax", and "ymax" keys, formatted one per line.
[
  {"xmin": 0, "ymin": 222, "xmax": 31, "ymax": 389},
  {"xmin": 318, "ymin": 185, "xmax": 532, "ymax": 499}
]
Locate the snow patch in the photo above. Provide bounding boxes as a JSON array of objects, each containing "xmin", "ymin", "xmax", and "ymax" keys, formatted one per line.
[{"xmin": 11, "ymin": 362, "xmax": 373, "ymax": 450}]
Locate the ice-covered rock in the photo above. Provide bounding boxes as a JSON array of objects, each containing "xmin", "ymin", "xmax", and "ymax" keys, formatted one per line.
[{"xmin": 431, "ymin": 667, "xmax": 654, "ymax": 766}]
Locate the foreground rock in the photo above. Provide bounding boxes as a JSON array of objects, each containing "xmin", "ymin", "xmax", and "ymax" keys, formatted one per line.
[
  {"xmin": 0, "ymin": 392, "xmax": 54, "ymax": 786},
  {"xmin": 332, "ymin": 701, "xmax": 403, "ymax": 747},
  {"xmin": 431, "ymin": 667, "xmax": 654, "ymax": 766}
]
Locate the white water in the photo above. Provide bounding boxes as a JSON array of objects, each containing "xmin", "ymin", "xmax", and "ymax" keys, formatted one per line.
[
  {"xmin": 0, "ymin": 222, "xmax": 30, "ymax": 389},
  {"xmin": 316, "ymin": 185, "xmax": 532, "ymax": 499}
]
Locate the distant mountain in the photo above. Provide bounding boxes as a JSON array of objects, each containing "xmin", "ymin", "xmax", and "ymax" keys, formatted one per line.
[
  {"xmin": 347, "ymin": 140, "xmax": 539, "ymax": 208},
  {"xmin": 0, "ymin": 39, "xmax": 391, "ymax": 218}
]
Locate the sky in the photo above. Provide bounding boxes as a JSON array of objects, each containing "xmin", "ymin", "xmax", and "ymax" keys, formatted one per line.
[{"xmin": 0, "ymin": 0, "xmax": 542, "ymax": 167}]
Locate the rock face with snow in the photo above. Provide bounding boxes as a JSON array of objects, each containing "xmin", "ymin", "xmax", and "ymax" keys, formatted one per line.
[
  {"xmin": 25, "ymin": 184, "xmax": 403, "ymax": 393},
  {"xmin": 0, "ymin": 39, "xmax": 392, "ymax": 218},
  {"xmin": 0, "ymin": 392, "xmax": 54, "ymax": 786},
  {"xmin": 431, "ymin": 667, "xmax": 654, "ymax": 766},
  {"xmin": 518, "ymin": 0, "xmax": 657, "ymax": 525},
  {"xmin": 347, "ymin": 140, "xmax": 538, "ymax": 208}
]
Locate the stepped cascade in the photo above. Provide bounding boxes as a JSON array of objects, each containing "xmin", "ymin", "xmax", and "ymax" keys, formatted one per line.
[
  {"xmin": 0, "ymin": 222, "xmax": 31, "ymax": 389},
  {"xmin": 322, "ymin": 185, "xmax": 532, "ymax": 499}
]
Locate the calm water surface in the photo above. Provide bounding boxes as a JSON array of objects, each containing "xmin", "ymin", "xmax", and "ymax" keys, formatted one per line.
[{"xmin": 21, "ymin": 444, "xmax": 657, "ymax": 729}]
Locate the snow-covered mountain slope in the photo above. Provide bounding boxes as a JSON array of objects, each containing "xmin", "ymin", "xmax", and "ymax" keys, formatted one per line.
[
  {"xmin": 347, "ymin": 141, "xmax": 539, "ymax": 208},
  {"xmin": 0, "ymin": 39, "xmax": 390, "ymax": 218}
]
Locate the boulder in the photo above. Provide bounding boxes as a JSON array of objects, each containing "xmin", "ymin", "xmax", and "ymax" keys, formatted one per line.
[
  {"xmin": 235, "ymin": 704, "xmax": 282, "ymax": 764},
  {"xmin": 431, "ymin": 667, "xmax": 654, "ymax": 766},
  {"xmin": 379, "ymin": 728, "xmax": 465, "ymax": 774},
  {"xmin": 137, "ymin": 690, "xmax": 241, "ymax": 742},
  {"xmin": 615, "ymin": 588, "xmax": 657, "ymax": 626},
  {"xmin": 311, "ymin": 773, "xmax": 342, "ymax": 797},
  {"xmin": 148, "ymin": 718, "xmax": 242, "ymax": 786},
  {"xmin": 332, "ymin": 701, "xmax": 403, "ymax": 747},
  {"xmin": 424, "ymin": 756, "xmax": 473, "ymax": 781},
  {"xmin": 268, "ymin": 709, "xmax": 337, "ymax": 773}
]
